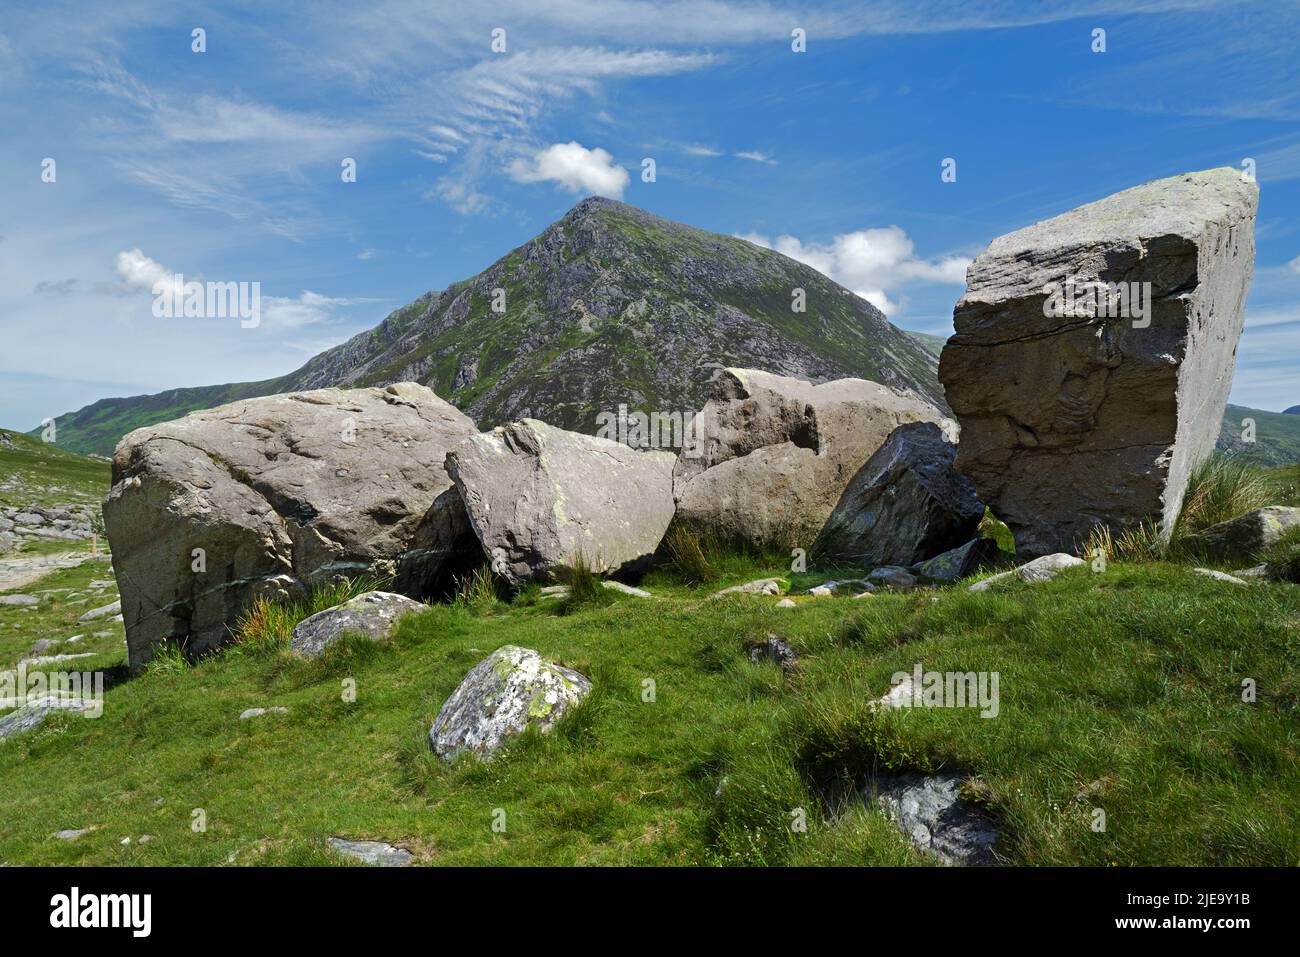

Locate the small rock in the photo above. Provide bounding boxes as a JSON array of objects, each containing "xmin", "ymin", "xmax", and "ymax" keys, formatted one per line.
[
  {"xmin": 239, "ymin": 706, "xmax": 289, "ymax": 720},
  {"xmin": 746, "ymin": 634, "xmax": 797, "ymax": 674},
  {"xmin": 429, "ymin": 645, "xmax": 591, "ymax": 761},
  {"xmin": 913, "ymin": 538, "xmax": 1001, "ymax": 583},
  {"xmin": 0, "ymin": 595, "xmax": 39, "ymax": 606},
  {"xmin": 328, "ymin": 837, "xmax": 414, "ymax": 867},
  {"xmin": 290, "ymin": 591, "xmax": 425, "ymax": 659},
  {"xmin": 54, "ymin": 828, "xmax": 91, "ymax": 841},
  {"xmin": 78, "ymin": 600, "xmax": 121, "ymax": 621},
  {"xmin": 775, "ymin": 598, "xmax": 796, "ymax": 608},
  {"xmin": 711, "ymin": 578, "xmax": 784, "ymax": 598},
  {"xmin": 865, "ymin": 773, "xmax": 998, "ymax": 866},
  {"xmin": 0, "ymin": 696, "xmax": 95, "ymax": 740},
  {"xmin": 1234, "ymin": 564, "xmax": 1270, "ymax": 579},
  {"xmin": 600, "ymin": 581, "xmax": 653, "ymax": 598},
  {"xmin": 967, "ymin": 553, "xmax": 1084, "ymax": 592},
  {"xmin": 138, "ymin": 835, "xmax": 155, "ymax": 844},
  {"xmin": 1193, "ymin": 567, "xmax": 1248, "ymax": 585},
  {"xmin": 867, "ymin": 566, "xmax": 917, "ymax": 590}
]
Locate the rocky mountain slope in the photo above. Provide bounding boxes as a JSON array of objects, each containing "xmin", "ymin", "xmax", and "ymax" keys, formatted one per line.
[{"xmin": 37, "ymin": 198, "xmax": 945, "ymax": 456}]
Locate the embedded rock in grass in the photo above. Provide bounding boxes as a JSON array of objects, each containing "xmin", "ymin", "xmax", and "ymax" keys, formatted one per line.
[
  {"xmin": 0, "ymin": 696, "xmax": 95, "ymax": 741},
  {"xmin": 746, "ymin": 634, "xmax": 797, "ymax": 674},
  {"xmin": 239, "ymin": 706, "xmax": 290, "ymax": 720},
  {"xmin": 939, "ymin": 169, "xmax": 1259, "ymax": 556},
  {"xmin": 1193, "ymin": 567, "xmax": 1249, "ymax": 585},
  {"xmin": 0, "ymin": 595, "xmax": 38, "ymax": 606},
  {"xmin": 710, "ymin": 577, "xmax": 785, "ymax": 598},
  {"xmin": 446, "ymin": 419, "xmax": 675, "ymax": 585},
  {"xmin": 867, "ymin": 566, "xmax": 918, "ymax": 590},
  {"xmin": 78, "ymin": 600, "xmax": 120, "ymax": 621},
  {"xmin": 327, "ymin": 837, "xmax": 413, "ymax": 867},
  {"xmin": 429, "ymin": 645, "xmax": 591, "ymax": 761},
  {"xmin": 864, "ymin": 772, "xmax": 999, "ymax": 866},
  {"xmin": 103, "ymin": 384, "xmax": 479, "ymax": 670},
  {"xmin": 673, "ymin": 369, "xmax": 952, "ymax": 550},
  {"xmin": 289, "ymin": 591, "xmax": 425, "ymax": 659},
  {"xmin": 912, "ymin": 538, "xmax": 1001, "ymax": 583},
  {"xmin": 1184, "ymin": 506, "xmax": 1300, "ymax": 560},
  {"xmin": 813, "ymin": 422, "xmax": 984, "ymax": 567},
  {"xmin": 967, "ymin": 552, "xmax": 1084, "ymax": 592}
]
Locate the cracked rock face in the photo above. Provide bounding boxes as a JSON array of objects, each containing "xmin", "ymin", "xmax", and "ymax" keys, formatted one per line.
[
  {"xmin": 429, "ymin": 645, "xmax": 591, "ymax": 761},
  {"xmin": 446, "ymin": 418, "xmax": 675, "ymax": 584},
  {"xmin": 939, "ymin": 169, "xmax": 1258, "ymax": 556},
  {"xmin": 813, "ymin": 422, "xmax": 984, "ymax": 567},
  {"xmin": 103, "ymin": 384, "xmax": 479, "ymax": 670},
  {"xmin": 673, "ymin": 369, "xmax": 951, "ymax": 550}
]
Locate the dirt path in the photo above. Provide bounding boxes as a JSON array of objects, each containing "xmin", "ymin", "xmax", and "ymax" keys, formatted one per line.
[{"xmin": 0, "ymin": 551, "xmax": 95, "ymax": 593}]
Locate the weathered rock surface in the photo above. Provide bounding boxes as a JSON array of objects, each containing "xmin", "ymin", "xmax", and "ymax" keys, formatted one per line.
[
  {"xmin": 673, "ymin": 369, "xmax": 951, "ymax": 549},
  {"xmin": 0, "ymin": 696, "xmax": 95, "ymax": 741},
  {"xmin": 289, "ymin": 591, "xmax": 425, "ymax": 659},
  {"xmin": 103, "ymin": 384, "xmax": 479, "ymax": 670},
  {"xmin": 710, "ymin": 577, "xmax": 785, "ymax": 598},
  {"xmin": 447, "ymin": 418, "xmax": 675, "ymax": 584},
  {"xmin": 1193, "ymin": 567, "xmax": 1249, "ymax": 585},
  {"xmin": 967, "ymin": 553, "xmax": 1084, "ymax": 592},
  {"xmin": 864, "ymin": 772, "xmax": 999, "ymax": 866},
  {"xmin": 939, "ymin": 169, "xmax": 1259, "ymax": 556},
  {"xmin": 429, "ymin": 645, "xmax": 591, "ymax": 761},
  {"xmin": 913, "ymin": 538, "xmax": 1001, "ymax": 582},
  {"xmin": 746, "ymin": 634, "xmax": 797, "ymax": 674},
  {"xmin": 867, "ymin": 566, "xmax": 919, "ymax": 590},
  {"xmin": 1184, "ymin": 506, "xmax": 1300, "ymax": 560},
  {"xmin": 327, "ymin": 837, "xmax": 413, "ymax": 867},
  {"xmin": 813, "ymin": 423, "xmax": 984, "ymax": 567}
]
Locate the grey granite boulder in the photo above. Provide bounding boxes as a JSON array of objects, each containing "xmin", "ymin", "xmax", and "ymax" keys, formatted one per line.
[
  {"xmin": 103, "ymin": 384, "xmax": 479, "ymax": 670},
  {"xmin": 1184, "ymin": 506, "xmax": 1300, "ymax": 560},
  {"xmin": 290, "ymin": 591, "xmax": 425, "ymax": 658},
  {"xmin": 813, "ymin": 422, "xmax": 984, "ymax": 568},
  {"xmin": 429, "ymin": 645, "xmax": 591, "ymax": 761},
  {"xmin": 0, "ymin": 696, "xmax": 95, "ymax": 741},
  {"xmin": 673, "ymin": 369, "xmax": 951, "ymax": 550},
  {"xmin": 446, "ymin": 419, "xmax": 675, "ymax": 585},
  {"xmin": 939, "ymin": 169, "xmax": 1258, "ymax": 556},
  {"xmin": 913, "ymin": 538, "xmax": 1001, "ymax": 582},
  {"xmin": 327, "ymin": 837, "xmax": 413, "ymax": 867}
]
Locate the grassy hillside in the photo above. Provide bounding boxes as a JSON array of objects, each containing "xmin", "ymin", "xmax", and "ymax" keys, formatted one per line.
[
  {"xmin": 0, "ymin": 428, "xmax": 111, "ymax": 509},
  {"xmin": 1218, "ymin": 403, "xmax": 1300, "ymax": 466},
  {"xmin": 2, "ymin": 544, "xmax": 1296, "ymax": 865}
]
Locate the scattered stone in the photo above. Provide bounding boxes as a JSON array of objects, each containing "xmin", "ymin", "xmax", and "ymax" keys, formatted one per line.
[
  {"xmin": 239, "ymin": 706, "xmax": 290, "ymax": 720},
  {"xmin": 28, "ymin": 639, "xmax": 59, "ymax": 656},
  {"xmin": 710, "ymin": 577, "xmax": 784, "ymax": 598},
  {"xmin": 913, "ymin": 538, "xmax": 1001, "ymax": 583},
  {"xmin": 1185, "ymin": 506, "xmax": 1300, "ymax": 561},
  {"xmin": 0, "ymin": 595, "xmax": 38, "ymax": 606},
  {"xmin": 673, "ymin": 369, "xmax": 953, "ymax": 550},
  {"xmin": 290, "ymin": 591, "xmax": 425, "ymax": 659},
  {"xmin": 940, "ymin": 168, "xmax": 1258, "ymax": 556},
  {"xmin": 138, "ymin": 835, "xmax": 155, "ymax": 844},
  {"xmin": 967, "ymin": 553, "xmax": 1085, "ymax": 592},
  {"xmin": 864, "ymin": 772, "xmax": 999, "ymax": 866},
  {"xmin": 0, "ymin": 696, "xmax": 95, "ymax": 740},
  {"xmin": 327, "ymin": 837, "xmax": 413, "ymax": 867},
  {"xmin": 1193, "ymin": 567, "xmax": 1249, "ymax": 585},
  {"xmin": 447, "ymin": 418, "xmax": 676, "ymax": 585},
  {"xmin": 775, "ymin": 598, "xmax": 796, "ymax": 608},
  {"xmin": 867, "ymin": 566, "xmax": 918, "ymax": 590},
  {"xmin": 429, "ymin": 645, "xmax": 591, "ymax": 761},
  {"xmin": 814, "ymin": 422, "xmax": 984, "ymax": 568},
  {"xmin": 746, "ymin": 634, "xmax": 797, "ymax": 674},
  {"xmin": 1234, "ymin": 564, "xmax": 1270, "ymax": 579},
  {"xmin": 600, "ymin": 581, "xmax": 653, "ymax": 598},
  {"xmin": 78, "ymin": 600, "xmax": 120, "ymax": 621},
  {"xmin": 20, "ymin": 652, "xmax": 97, "ymax": 667},
  {"xmin": 54, "ymin": 828, "xmax": 91, "ymax": 841},
  {"xmin": 103, "ymin": 383, "xmax": 480, "ymax": 670}
]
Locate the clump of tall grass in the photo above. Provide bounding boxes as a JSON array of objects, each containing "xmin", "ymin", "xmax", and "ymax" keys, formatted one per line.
[
  {"xmin": 661, "ymin": 524, "xmax": 721, "ymax": 584},
  {"xmin": 1174, "ymin": 454, "xmax": 1271, "ymax": 538},
  {"xmin": 233, "ymin": 575, "xmax": 387, "ymax": 655},
  {"xmin": 1083, "ymin": 520, "xmax": 1166, "ymax": 564},
  {"xmin": 451, "ymin": 564, "xmax": 505, "ymax": 612}
]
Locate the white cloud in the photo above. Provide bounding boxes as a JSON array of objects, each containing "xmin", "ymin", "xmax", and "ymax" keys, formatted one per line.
[
  {"xmin": 508, "ymin": 141, "xmax": 629, "ymax": 198},
  {"xmin": 684, "ymin": 144, "xmax": 723, "ymax": 157},
  {"xmin": 735, "ymin": 150, "xmax": 776, "ymax": 164},
  {"xmin": 1289, "ymin": 254, "xmax": 1300, "ymax": 273},
  {"xmin": 114, "ymin": 248, "xmax": 175, "ymax": 292},
  {"xmin": 739, "ymin": 226, "xmax": 970, "ymax": 316}
]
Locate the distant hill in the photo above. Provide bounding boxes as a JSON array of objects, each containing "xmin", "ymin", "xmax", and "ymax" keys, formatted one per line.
[
  {"xmin": 37, "ymin": 197, "xmax": 945, "ymax": 457},
  {"xmin": 1284, "ymin": 405, "xmax": 1300, "ymax": 415},
  {"xmin": 1217, "ymin": 404, "xmax": 1300, "ymax": 466}
]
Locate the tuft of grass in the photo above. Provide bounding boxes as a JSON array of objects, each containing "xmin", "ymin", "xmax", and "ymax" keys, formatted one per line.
[
  {"xmin": 660, "ymin": 524, "xmax": 722, "ymax": 585},
  {"xmin": 556, "ymin": 553, "xmax": 615, "ymax": 614},
  {"xmin": 451, "ymin": 564, "xmax": 505, "ymax": 613},
  {"xmin": 1175, "ymin": 454, "xmax": 1271, "ymax": 539},
  {"xmin": 1261, "ymin": 526, "xmax": 1300, "ymax": 583},
  {"xmin": 1084, "ymin": 520, "xmax": 1166, "ymax": 564}
]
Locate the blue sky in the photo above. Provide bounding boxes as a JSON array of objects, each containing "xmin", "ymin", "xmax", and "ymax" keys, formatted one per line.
[{"xmin": 1, "ymin": 0, "xmax": 1297, "ymax": 431}]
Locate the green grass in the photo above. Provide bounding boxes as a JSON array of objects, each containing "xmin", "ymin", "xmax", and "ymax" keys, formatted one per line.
[
  {"xmin": 0, "ymin": 429, "xmax": 111, "ymax": 509},
  {"xmin": 1, "ymin": 547, "xmax": 1295, "ymax": 866}
]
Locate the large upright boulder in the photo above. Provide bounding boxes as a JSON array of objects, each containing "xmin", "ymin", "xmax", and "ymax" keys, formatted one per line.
[
  {"xmin": 939, "ymin": 169, "xmax": 1258, "ymax": 556},
  {"xmin": 446, "ymin": 419, "xmax": 675, "ymax": 585},
  {"xmin": 673, "ymin": 369, "xmax": 952, "ymax": 550},
  {"xmin": 104, "ymin": 384, "xmax": 479, "ymax": 669},
  {"xmin": 813, "ymin": 422, "xmax": 984, "ymax": 567}
]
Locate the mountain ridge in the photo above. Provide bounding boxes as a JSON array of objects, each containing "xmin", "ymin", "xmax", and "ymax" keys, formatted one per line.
[{"xmin": 36, "ymin": 197, "xmax": 947, "ymax": 456}]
